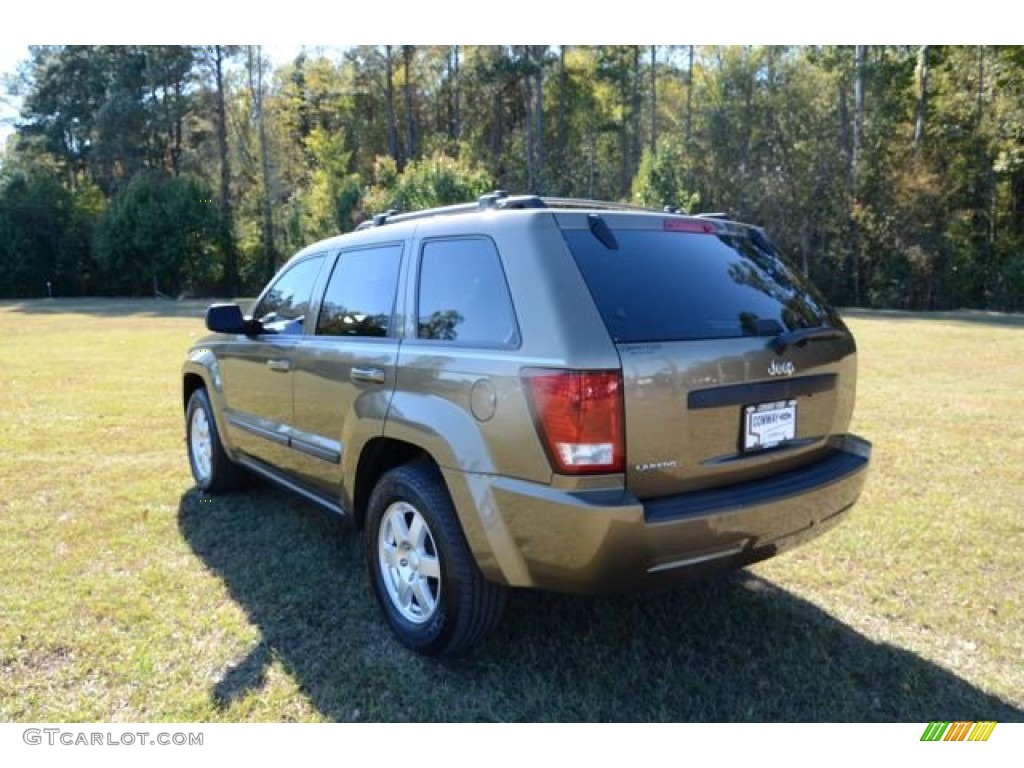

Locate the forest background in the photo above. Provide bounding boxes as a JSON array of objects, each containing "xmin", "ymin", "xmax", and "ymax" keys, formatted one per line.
[{"xmin": 1, "ymin": 44, "xmax": 1022, "ymax": 311}]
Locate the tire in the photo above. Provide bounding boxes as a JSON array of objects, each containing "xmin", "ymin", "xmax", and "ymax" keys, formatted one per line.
[
  {"xmin": 186, "ymin": 387, "xmax": 246, "ymax": 494},
  {"xmin": 365, "ymin": 460, "xmax": 506, "ymax": 657}
]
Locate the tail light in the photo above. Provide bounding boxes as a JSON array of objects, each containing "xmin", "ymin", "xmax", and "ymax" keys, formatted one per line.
[{"xmin": 522, "ymin": 369, "xmax": 624, "ymax": 474}]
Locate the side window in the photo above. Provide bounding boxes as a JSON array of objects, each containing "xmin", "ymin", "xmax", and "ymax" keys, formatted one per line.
[
  {"xmin": 417, "ymin": 238, "xmax": 519, "ymax": 346},
  {"xmin": 317, "ymin": 245, "xmax": 402, "ymax": 338},
  {"xmin": 253, "ymin": 256, "xmax": 325, "ymax": 335}
]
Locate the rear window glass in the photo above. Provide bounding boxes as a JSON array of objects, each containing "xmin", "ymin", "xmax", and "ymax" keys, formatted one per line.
[
  {"xmin": 562, "ymin": 226, "xmax": 838, "ymax": 343},
  {"xmin": 317, "ymin": 245, "xmax": 402, "ymax": 338}
]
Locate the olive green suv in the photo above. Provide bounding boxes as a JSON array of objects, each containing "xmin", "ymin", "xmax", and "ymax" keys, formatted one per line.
[{"xmin": 182, "ymin": 192, "xmax": 871, "ymax": 656}]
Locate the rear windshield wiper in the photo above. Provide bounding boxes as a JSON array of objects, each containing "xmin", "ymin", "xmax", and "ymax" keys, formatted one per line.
[{"xmin": 770, "ymin": 326, "xmax": 845, "ymax": 354}]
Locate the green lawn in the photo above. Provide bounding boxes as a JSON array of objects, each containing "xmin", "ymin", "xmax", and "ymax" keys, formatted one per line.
[{"xmin": 1, "ymin": 299, "xmax": 1021, "ymax": 722}]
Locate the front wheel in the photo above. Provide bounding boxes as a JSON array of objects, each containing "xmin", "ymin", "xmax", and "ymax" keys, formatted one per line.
[
  {"xmin": 365, "ymin": 461, "xmax": 506, "ymax": 657},
  {"xmin": 186, "ymin": 387, "xmax": 246, "ymax": 494}
]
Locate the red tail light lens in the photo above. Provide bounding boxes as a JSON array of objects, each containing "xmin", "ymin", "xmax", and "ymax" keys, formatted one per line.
[{"xmin": 522, "ymin": 369, "xmax": 624, "ymax": 474}]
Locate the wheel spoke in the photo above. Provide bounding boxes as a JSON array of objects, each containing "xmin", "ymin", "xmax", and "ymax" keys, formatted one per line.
[
  {"xmin": 380, "ymin": 541, "xmax": 401, "ymax": 569},
  {"xmin": 417, "ymin": 553, "xmax": 441, "ymax": 580},
  {"xmin": 388, "ymin": 507, "xmax": 411, "ymax": 543},
  {"xmin": 408, "ymin": 514, "xmax": 426, "ymax": 549},
  {"xmin": 396, "ymin": 576, "xmax": 414, "ymax": 610},
  {"xmin": 410, "ymin": 576, "xmax": 436, "ymax": 617}
]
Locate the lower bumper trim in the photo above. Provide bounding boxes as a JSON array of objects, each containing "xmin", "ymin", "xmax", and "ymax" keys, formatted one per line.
[
  {"xmin": 647, "ymin": 544, "xmax": 747, "ymax": 573},
  {"xmin": 644, "ymin": 439, "xmax": 870, "ymax": 523}
]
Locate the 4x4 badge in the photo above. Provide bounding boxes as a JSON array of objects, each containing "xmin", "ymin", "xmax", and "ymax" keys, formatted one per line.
[{"xmin": 768, "ymin": 360, "xmax": 795, "ymax": 377}]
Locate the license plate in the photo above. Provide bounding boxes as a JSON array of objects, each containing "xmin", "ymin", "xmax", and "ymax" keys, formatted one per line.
[{"xmin": 743, "ymin": 400, "xmax": 797, "ymax": 451}]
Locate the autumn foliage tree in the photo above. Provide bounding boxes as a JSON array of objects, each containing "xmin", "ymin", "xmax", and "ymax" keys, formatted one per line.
[{"xmin": 2, "ymin": 44, "xmax": 1022, "ymax": 309}]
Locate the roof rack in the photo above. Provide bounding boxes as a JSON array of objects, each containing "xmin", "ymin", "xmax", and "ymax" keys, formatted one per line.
[
  {"xmin": 538, "ymin": 197, "xmax": 672, "ymax": 214},
  {"xmin": 356, "ymin": 201, "xmax": 479, "ymax": 230},
  {"xmin": 357, "ymin": 191, "xmax": 697, "ymax": 230},
  {"xmin": 357, "ymin": 191, "xmax": 546, "ymax": 229}
]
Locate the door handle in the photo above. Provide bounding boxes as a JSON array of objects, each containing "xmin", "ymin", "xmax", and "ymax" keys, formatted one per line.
[
  {"xmin": 351, "ymin": 366, "xmax": 386, "ymax": 384},
  {"xmin": 266, "ymin": 359, "xmax": 292, "ymax": 372}
]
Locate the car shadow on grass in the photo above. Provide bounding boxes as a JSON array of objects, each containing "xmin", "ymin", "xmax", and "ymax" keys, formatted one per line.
[{"xmin": 178, "ymin": 487, "xmax": 1022, "ymax": 722}]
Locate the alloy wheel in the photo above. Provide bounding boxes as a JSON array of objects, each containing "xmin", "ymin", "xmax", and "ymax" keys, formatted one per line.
[{"xmin": 376, "ymin": 501, "xmax": 442, "ymax": 624}]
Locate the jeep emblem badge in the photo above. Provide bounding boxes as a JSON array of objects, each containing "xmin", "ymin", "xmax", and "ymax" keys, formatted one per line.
[{"xmin": 768, "ymin": 359, "xmax": 795, "ymax": 377}]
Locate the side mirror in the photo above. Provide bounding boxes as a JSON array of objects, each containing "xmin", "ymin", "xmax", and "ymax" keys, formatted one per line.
[{"xmin": 206, "ymin": 303, "xmax": 248, "ymax": 334}]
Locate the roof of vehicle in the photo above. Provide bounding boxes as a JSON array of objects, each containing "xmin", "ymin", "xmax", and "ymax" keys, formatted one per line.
[
  {"xmin": 353, "ymin": 190, "xmax": 729, "ymax": 231},
  {"xmin": 284, "ymin": 191, "xmax": 771, "ymax": 267}
]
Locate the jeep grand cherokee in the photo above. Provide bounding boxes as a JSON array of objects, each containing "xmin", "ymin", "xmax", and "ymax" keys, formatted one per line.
[{"xmin": 182, "ymin": 192, "xmax": 871, "ymax": 656}]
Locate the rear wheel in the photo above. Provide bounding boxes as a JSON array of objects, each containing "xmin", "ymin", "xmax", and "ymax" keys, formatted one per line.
[
  {"xmin": 186, "ymin": 388, "xmax": 246, "ymax": 493},
  {"xmin": 365, "ymin": 461, "xmax": 506, "ymax": 656}
]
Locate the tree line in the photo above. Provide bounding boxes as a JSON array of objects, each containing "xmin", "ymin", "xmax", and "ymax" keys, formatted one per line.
[{"xmin": 1, "ymin": 45, "xmax": 1022, "ymax": 310}]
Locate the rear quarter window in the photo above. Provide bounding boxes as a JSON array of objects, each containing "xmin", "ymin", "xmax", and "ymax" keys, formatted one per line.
[
  {"xmin": 561, "ymin": 226, "xmax": 838, "ymax": 343},
  {"xmin": 416, "ymin": 237, "xmax": 520, "ymax": 347}
]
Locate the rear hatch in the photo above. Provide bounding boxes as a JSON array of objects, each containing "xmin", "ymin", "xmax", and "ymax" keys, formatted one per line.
[{"xmin": 558, "ymin": 212, "xmax": 858, "ymax": 498}]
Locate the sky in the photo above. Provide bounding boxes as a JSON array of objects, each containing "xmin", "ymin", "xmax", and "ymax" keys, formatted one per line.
[{"xmin": 0, "ymin": 1, "xmax": 1012, "ymax": 149}]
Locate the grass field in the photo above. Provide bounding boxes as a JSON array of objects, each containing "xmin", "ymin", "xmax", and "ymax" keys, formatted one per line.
[{"xmin": 1, "ymin": 299, "xmax": 1021, "ymax": 722}]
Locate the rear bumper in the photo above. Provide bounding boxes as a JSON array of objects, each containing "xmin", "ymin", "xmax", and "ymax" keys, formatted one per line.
[{"xmin": 445, "ymin": 435, "xmax": 871, "ymax": 593}]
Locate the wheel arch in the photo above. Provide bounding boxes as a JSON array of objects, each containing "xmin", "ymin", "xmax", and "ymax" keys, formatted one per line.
[
  {"xmin": 352, "ymin": 437, "xmax": 431, "ymax": 529},
  {"xmin": 183, "ymin": 371, "xmax": 206, "ymax": 413}
]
